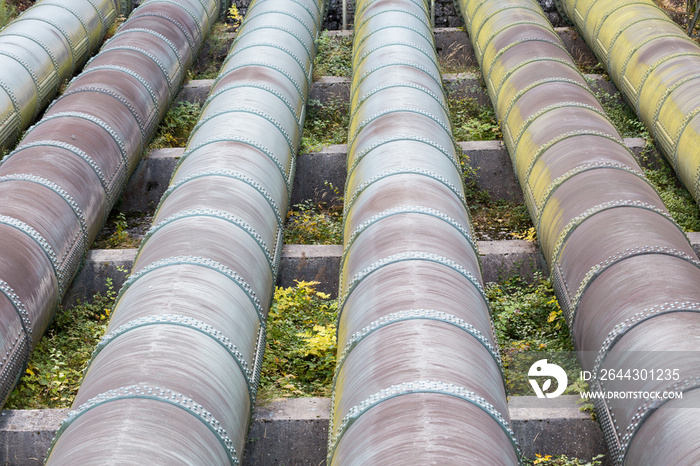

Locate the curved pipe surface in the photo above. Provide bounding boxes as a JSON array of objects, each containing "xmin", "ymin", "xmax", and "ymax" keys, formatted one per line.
[
  {"xmin": 0, "ymin": 0, "xmax": 130, "ymax": 151},
  {"xmin": 457, "ymin": 0, "xmax": 700, "ymax": 464},
  {"xmin": 0, "ymin": 0, "xmax": 220, "ymax": 409},
  {"xmin": 46, "ymin": 0, "xmax": 323, "ymax": 462},
  {"xmin": 327, "ymin": 0, "xmax": 520, "ymax": 463},
  {"xmin": 561, "ymin": 0, "xmax": 700, "ymax": 206}
]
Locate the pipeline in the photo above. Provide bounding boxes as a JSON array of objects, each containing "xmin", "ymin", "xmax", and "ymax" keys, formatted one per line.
[
  {"xmin": 559, "ymin": 0, "xmax": 700, "ymax": 206},
  {"xmin": 327, "ymin": 0, "xmax": 520, "ymax": 463},
  {"xmin": 0, "ymin": 0, "xmax": 221, "ymax": 409},
  {"xmin": 0, "ymin": 0, "xmax": 131, "ymax": 151},
  {"xmin": 457, "ymin": 0, "xmax": 700, "ymax": 464},
  {"xmin": 46, "ymin": 0, "xmax": 323, "ymax": 462}
]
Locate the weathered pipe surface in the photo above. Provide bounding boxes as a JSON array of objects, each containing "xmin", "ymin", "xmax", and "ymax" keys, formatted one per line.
[
  {"xmin": 0, "ymin": 0, "xmax": 130, "ymax": 151},
  {"xmin": 457, "ymin": 0, "xmax": 700, "ymax": 464},
  {"xmin": 562, "ymin": 0, "xmax": 700, "ymax": 208},
  {"xmin": 327, "ymin": 0, "xmax": 520, "ymax": 464},
  {"xmin": 46, "ymin": 0, "xmax": 324, "ymax": 463},
  {"xmin": 0, "ymin": 0, "xmax": 221, "ymax": 414}
]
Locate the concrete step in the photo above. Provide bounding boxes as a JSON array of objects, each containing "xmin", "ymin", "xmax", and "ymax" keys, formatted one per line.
[
  {"xmin": 177, "ymin": 27, "xmax": 613, "ymax": 108},
  {"xmin": 119, "ymin": 138, "xmax": 648, "ymax": 215},
  {"xmin": 63, "ymin": 239, "xmax": 544, "ymax": 305},
  {"xmin": 0, "ymin": 395, "xmax": 610, "ymax": 466}
]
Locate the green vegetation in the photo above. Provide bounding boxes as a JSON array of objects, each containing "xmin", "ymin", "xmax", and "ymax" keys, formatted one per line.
[
  {"xmin": 449, "ymin": 96, "xmax": 502, "ymax": 141},
  {"xmin": 259, "ymin": 281, "xmax": 338, "ymax": 401},
  {"xmin": 149, "ymin": 101, "xmax": 202, "ymax": 150},
  {"xmin": 94, "ymin": 211, "xmax": 152, "ymax": 249},
  {"xmin": 640, "ymin": 147, "xmax": 700, "ymax": 231},
  {"xmin": 595, "ymin": 89, "xmax": 646, "ymax": 138},
  {"xmin": 284, "ymin": 199, "xmax": 343, "ymax": 245},
  {"xmin": 438, "ymin": 43, "xmax": 479, "ymax": 75},
  {"xmin": 300, "ymin": 98, "xmax": 349, "ymax": 153},
  {"xmin": 314, "ymin": 32, "xmax": 353, "ymax": 79},
  {"xmin": 6, "ymin": 287, "xmax": 115, "ymax": 409},
  {"xmin": 190, "ymin": 22, "xmax": 234, "ymax": 80},
  {"xmin": 487, "ymin": 273, "xmax": 577, "ymax": 396},
  {"xmin": 0, "ymin": 0, "xmax": 17, "ymax": 30},
  {"xmin": 525, "ymin": 454, "xmax": 605, "ymax": 466}
]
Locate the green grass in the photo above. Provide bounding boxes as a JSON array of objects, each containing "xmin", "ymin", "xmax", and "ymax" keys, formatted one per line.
[
  {"xmin": 0, "ymin": 0, "xmax": 17, "ymax": 30},
  {"xmin": 525, "ymin": 454, "xmax": 604, "ymax": 466},
  {"xmin": 284, "ymin": 199, "xmax": 343, "ymax": 245},
  {"xmin": 300, "ymin": 98, "xmax": 349, "ymax": 153},
  {"xmin": 148, "ymin": 101, "xmax": 202, "ymax": 150},
  {"xmin": 314, "ymin": 31, "xmax": 353, "ymax": 79},
  {"xmin": 487, "ymin": 273, "xmax": 578, "ymax": 396},
  {"xmin": 449, "ymin": 97, "xmax": 502, "ymax": 142},
  {"xmin": 259, "ymin": 281, "xmax": 338, "ymax": 401},
  {"xmin": 6, "ymin": 288, "xmax": 115, "ymax": 409}
]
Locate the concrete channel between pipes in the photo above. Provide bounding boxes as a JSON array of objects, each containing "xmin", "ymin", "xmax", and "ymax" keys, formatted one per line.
[{"xmin": 457, "ymin": 0, "xmax": 700, "ymax": 464}]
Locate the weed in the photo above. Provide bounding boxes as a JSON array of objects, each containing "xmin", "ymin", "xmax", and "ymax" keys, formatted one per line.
[
  {"xmin": 149, "ymin": 101, "xmax": 202, "ymax": 149},
  {"xmin": 487, "ymin": 273, "xmax": 575, "ymax": 395},
  {"xmin": 595, "ymin": 89, "xmax": 646, "ymax": 138},
  {"xmin": 94, "ymin": 211, "xmax": 153, "ymax": 249},
  {"xmin": 227, "ymin": 4, "xmax": 242, "ymax": 31},
  {"xmin": 470, "ymin": 200, "xmax": 533, "ymax": 241},
  {"xmin": 525, "ymin": 454, "xmax": 604, "ymax": 466},
  {"xmin": 6, "ymin": 283, "xmax": 116, "ymax": 409},
  {"xmin": 258, "ymin": 281, "xmax": 338, "ymax": 401},
  {"xmin": 300, "ymin": 98, "xmax": 350, "ymax": 153},
  {"xmin": 314, "ymin": 32, "xmax": 353, "ymax": 79},
  {"xmin": 190, "ymin": 22, "xmax": 233, "ymax": 79},
  {"xmin": 639, "ymin": 145, "xmax": 700, "ymax": 231},
  {"xmin": 0, "ymin": 0, "xmax": 17, "ymax": 30},
  {"xmin": 449, "ymin": 97, "xmax": 502, "ymax": 141},
  {"xmin": 438, "ymin": 43, "xmax": 479, "ymax": 75},
  {"xmin": 284, "ymin": 199, "xmax": 343, "ymax": 245}
]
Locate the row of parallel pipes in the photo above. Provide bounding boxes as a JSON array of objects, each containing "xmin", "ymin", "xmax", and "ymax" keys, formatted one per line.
[
  {"xmin": 561, "ymin": 0, "xmax": 700, "ymax": 207},
  {"xmin": 0, "ymin": 0, "xmax": 131, "ymax": 150},
  {"xmin": 457, "ymin": 0, "xmax": 700, "ymax": 464},
  {"xmin": 0, "ymin": 0, "xmax": 222, "ymax": 409},
  {"xmin": 46, "ymin": 0, "xmax": 324, "ymax": 462},
  {"xmin": 327, "ymin": 0, "xmax": 520, "ymax": 463}
]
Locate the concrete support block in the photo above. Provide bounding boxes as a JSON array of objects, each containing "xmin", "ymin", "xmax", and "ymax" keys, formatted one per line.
[
  {"xmin": 478, "ymin": 239, "xmax": 546, "ymax": 283},
  {"xmin": 291, "ymin": 145, "xmax": 346, "ymax": 207},
  {"xmin": 62, "ymin": 249, "xmax": 136, "ymax": 308},
  {"xmin": 243, "ymin": 398, "xmax": 330, "ymax": 465},
  {"xmin": 510, "ymin": 396, "xmax": 611, "ymax": 465},
  {"xmin": 459, "ymin": 140, "xmax": 523, "ymax": 202},
  {"xmin": 175, "ymin": 78, "xmax": 215, "ymax": 104},
  {"xmin": 277, "ymin": 245, "xmax": 343, "ymax": 296},
  {"xmin": 119, "ymin": 148, "xmax": 181, "ymax": 213},
  {"xmin": 309, "ymin": 76, "xmax": 351, "ymax": 104},
  {"xmin": 0, "ymin": 409, "xmax": 67, "ymax": 465}
]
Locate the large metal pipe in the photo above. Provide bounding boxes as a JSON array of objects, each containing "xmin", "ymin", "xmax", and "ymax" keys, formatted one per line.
[
  {"xmin": 0, "ymin": 0, "xmax": 131, "ymax": 151},
  {"xmin": 0, "ymin": 0, "xmax": 221, "ymax": 409},
  {"xmin": 327, "ymin": 0, "xmax": 520, "ymax": 463},
  {"xmin": 457, "ymin": 0, "xmax": 700, "ymax": 464},
  {"xmin": 46, "ymin": 0, "xmax": 323, "ymax": 462},
  {"xmin": 560, "ymin": 0, "xmax": 700, "ymax": 206}
]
